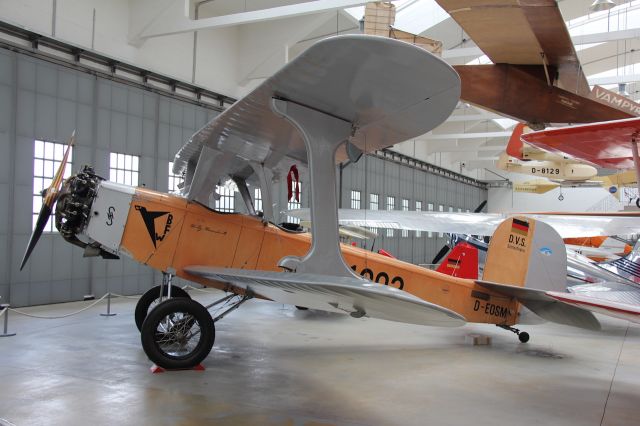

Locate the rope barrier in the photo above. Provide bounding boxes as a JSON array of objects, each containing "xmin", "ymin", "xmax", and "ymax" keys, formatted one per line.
[
  {"xmin": 8, "ymin": 293, "xmax": 110, "ymax": 319},
  {"xmin": 0, "ymin": 284, "xmax": 221, "ymax": 325}
]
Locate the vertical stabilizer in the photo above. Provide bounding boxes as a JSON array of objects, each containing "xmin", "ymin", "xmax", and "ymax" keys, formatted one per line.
[
  {"xmin": 505, "ymin": 123, "xmax": 526, "ymax": 159},
  {"xmin": 436, "ymin": 242, "xmax": 479, "ymax": 279},
  {"xmin": 483, "ymin": 217, "xmax": 567, "ymax": 292}
]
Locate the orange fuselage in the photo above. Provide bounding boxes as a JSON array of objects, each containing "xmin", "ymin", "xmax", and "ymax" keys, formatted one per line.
[{"xmin": 119, "ymin": 188, "xmax": 520, "ymax": 325}]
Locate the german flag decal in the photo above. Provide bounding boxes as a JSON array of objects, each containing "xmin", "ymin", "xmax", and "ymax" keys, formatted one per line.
[
  {"xmin": 511, "ymin": 218, "xmax": 529, "ymax": 236},
  {"xmin": 446, "ymin": 258, "xmax": 461, "ymax": 269}
]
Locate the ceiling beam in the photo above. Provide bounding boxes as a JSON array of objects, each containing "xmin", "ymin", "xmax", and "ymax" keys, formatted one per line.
[
  {"xmin": 589, "ymin": 74, "xmax": 640, "ymax": 85},
  {"xmin": 420, "ymin": 131, "xmax": 512, "ymax": 140},
  {"xmin": 447, "ymin": 112, "xmax": 503, "ymax": 122},
  {"xmin": 443, "ymin": 28, "xmax": 640, "ymax": 59},
  {"xmin": 140, "ymin": 0, "xmax": 373, "ymax": 40}
]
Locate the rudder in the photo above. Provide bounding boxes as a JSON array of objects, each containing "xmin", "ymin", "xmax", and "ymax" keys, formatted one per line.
[{"xmin": 483, "ymin": 216, "xmax": 567, "ymax": 292}]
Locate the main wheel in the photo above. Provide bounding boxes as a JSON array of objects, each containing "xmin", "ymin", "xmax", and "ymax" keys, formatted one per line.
[
  {"xmin": 141, "ymin": 298, "xmax": 215, "ymax": 369},
  {"xmin": 636, "ymin": 198, "xmax": 640, "ymax": 209},
  {"xmin": 518, "ymin": 332, "xmax": 530, "ymax": 343},
  {"xmin": 135, "ymin": 285, "xmax": 191, "ymax": 331}
]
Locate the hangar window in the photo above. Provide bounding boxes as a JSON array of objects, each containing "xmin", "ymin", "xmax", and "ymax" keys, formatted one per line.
[
  {"xmin": 427, "ymin": 203, "xmax": 434, "ymax": 238},
  {"xmin": 351, "ymin": 190, "xmax": 361, "ymax": 209},
  {"xmin": 386, "ymin": 196, "xmax": 395, "ymax": 237},
  {"xmin": 215, "ymin": 184, "xmax": 235, "ymax": 213},
  {"xmin": 415, "ymin": 201, "xmax": 422, "ymax": 238},
  {"xmin": 287, "ymin": 181, "xmax": 301, "ymax": 223},
  {"xmin": 254, "ymin": 188, "xmax": 262, "ymax": 213},
  {"xmin": 438, "ymin": 205, "xmax": 444, "ymax": 237},
  {"xmin": 33, "ymin": 140, "xmax": 73, "ymax": 232},
  {"xmin": 109, "ymin": 152, "xmax": 139, "ymax": 186},
  {"xmin": 401, "ymin": 198, "xmax": 409, "ymax": 237},
  {"xmin": 369, "ymin": 193, "xmax": 379, "ymax": 210},
  {"xmin": 168, "ymin": 161, "xmax": 183, "ymax": 193}
]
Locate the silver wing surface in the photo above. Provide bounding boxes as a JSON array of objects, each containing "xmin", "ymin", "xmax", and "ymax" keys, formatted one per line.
[
  {"xmin": 547, "ymin": 291, "xmax": 640, "ymax": 324},
  {"xmin": 185, "ymin": 266, "xmax": 466, "ymax": 327},
  {"xmin": 287, "ymin": 209, "xmax": 640, "ymax": 239},
  {"xmin": 173, "ymin": 35, "xmax": 460, "ymax": 203}
]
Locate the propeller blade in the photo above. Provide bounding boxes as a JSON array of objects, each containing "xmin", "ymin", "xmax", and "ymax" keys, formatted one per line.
[
  {"xmin": 19, "ymin": 131, "xmax": 76, "ymax": 270},
  {"xmin": 431, "ymin": 244, "xmax": 451, "ymax": 265}
]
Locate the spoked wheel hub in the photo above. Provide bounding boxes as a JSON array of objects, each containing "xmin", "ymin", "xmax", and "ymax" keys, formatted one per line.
[{"xmin": 141, "ymin": 298, "xmax": 215, "ymax": 369}]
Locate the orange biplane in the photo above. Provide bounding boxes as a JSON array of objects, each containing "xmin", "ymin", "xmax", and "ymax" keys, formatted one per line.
[{"xmin": 20, "ymin": 36, "xmax": 639, "ymax": 370}]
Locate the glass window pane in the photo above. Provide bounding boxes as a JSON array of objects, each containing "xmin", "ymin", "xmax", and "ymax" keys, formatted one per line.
[
  {"xmin": 44, "ymin": 142, "xmax": 53, "ymax": 159},
  {"xmin": 35, "ymin": 140, "xmax": 44, "ymax": 158},
  {"xmin": 34, "ymin": 159, "xmax": 43, "ymax": 176},
  {"xmin": 125, "ymin": 155, "xmax": 131, "ymax": 170}
]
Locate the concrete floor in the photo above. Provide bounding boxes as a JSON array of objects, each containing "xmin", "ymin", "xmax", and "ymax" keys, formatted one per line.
[{"xmin": 0, "ymin": 288, "xmax": 639, "ymax": 426}]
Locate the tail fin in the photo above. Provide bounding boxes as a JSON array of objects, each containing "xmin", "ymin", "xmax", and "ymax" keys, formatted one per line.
[
  {"xmin": 483, "ymin": 217, "xmax": 566, "ymax": 292},
  {"xmin": 505, "ymin": 123, "xmax": 526, "ymax": 159},
  {"xmin": 598, "ymin": 240, "xmax": 640, "ymax": 285},
  {"xmin": 480, "ymin": 217, "xmax": 601, "ymax": 329},
  {"xmin": 436, "ymin": 241, "xmax": 479, "ymax": 279}
]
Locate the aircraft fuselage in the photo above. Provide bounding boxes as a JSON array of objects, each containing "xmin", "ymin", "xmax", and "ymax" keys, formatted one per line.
[{"xmin": 56, "ymin": 171, "xmax": 521, "ymax": 326}]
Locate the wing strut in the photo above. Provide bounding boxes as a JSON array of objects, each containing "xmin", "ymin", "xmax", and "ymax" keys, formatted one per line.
[{"xmin": 271, "ymin": 98, "xmax": 359, "ymax": 279}]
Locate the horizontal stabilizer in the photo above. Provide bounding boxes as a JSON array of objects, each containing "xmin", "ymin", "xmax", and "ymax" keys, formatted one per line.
[
  {"xmin": 476, "ymin": 281, "xmax": 601, "ymax": 331},
  {"xmin": 547, "ymin": 291, "xmax": 640, "ymax": 324},
  {"xmin": 185, "ymin": 266, "xmax": 466, "ymax": 327}
]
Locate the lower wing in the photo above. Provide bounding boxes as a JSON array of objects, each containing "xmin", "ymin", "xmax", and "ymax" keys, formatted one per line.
[{"xmin": 185, "ymin": 266, "xmax": 466, "ymax": 327}]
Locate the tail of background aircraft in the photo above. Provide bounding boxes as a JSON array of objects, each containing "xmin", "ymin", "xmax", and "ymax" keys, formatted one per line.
[
  {"xmin": 435, "ymin": 242, "xmax": 479, "ymax": 279},
  {"xmin": 598, "ymin": 240, "xmax": 640, "ymax": 285},
  {"xmin": 505, "ymin": 123, "xmax": 526, "ymax": 159}
]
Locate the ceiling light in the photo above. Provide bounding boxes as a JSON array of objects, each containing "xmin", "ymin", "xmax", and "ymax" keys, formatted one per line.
[{"xmin": 589, "ymin": 0, "xmax": 616, "ymax": 12}]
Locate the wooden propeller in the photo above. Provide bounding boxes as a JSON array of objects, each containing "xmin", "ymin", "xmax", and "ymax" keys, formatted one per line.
[{"xmin": 20, "ymin": 131, "xmax": 76, "ymax": 271}]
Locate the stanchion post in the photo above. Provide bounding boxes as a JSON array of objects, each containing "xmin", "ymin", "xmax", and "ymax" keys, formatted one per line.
[
  {"xmin": 0, "ymin": 304, "xmax": 16, "ymax": 337},
  {"xmin": 100, "ymin": 292, "xmax": 117, "ymax": 317}
]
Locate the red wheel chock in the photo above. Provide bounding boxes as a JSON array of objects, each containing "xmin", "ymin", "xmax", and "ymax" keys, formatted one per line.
[{"xmin": 150, "ymin": 364, "xmax": 205, "ymax": 373}]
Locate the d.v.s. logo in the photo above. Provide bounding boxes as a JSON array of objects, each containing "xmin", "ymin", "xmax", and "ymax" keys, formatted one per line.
[
  {"xmin": 135, "ymin": 205, "xmax": 173, "ymax": 248},
  {"xmin": 507, "ymin": 218, "xmax": 529, "ymax": 251}
]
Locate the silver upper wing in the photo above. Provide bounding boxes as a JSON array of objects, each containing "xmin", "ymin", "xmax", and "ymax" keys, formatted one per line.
[
  {"xmin": 287, "ymin": 209, "xmax": 640, "ymax": 239},
  {"xmin": 173, "ymin": 35, "xmax": 460, "ymax": 203},
  {"xmin": 185, "ymin": 267, "xmax": 466, "ymax": 327}
]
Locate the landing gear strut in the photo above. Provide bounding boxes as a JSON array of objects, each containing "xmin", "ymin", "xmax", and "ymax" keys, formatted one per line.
[
  {"xmin": 497, "ymin": 324, "xmax": 530, "ymax": 343},
  {"xmin": 140, "ymin": 291, "xmax": 253, "ymax": 369},
  {"xmin": 135, "ymin": 273, "xmax": 191, "ymax": 331}
]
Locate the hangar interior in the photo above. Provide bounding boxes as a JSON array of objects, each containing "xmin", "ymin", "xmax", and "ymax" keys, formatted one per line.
[{"xmin": 0, "ymin": 1, "xmax": 639, "ymax": 425}]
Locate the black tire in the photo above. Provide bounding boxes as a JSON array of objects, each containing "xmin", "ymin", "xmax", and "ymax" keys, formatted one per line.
[
  {"xmin": 636, "ymin": 198, "xmax": 640, "ymax": 209},
  {"xmin": 141, "ymin": 298, "xmax": 215, "ymax": 369},
  {"xmin": 295, "ymin": 306, "xmax": 309, "ymax": 310},
  {"xmin": 518, "ymin": 332, "xmax": 530, "ymax": 343},
  {"xmin": 135, "ymin": 285, "xmax": 191, "ymax": 331}
]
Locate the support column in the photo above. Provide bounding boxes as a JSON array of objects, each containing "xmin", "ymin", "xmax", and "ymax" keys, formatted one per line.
[
  {"xmin": 631, "ymin": 137, "xmax": 640, "ymax": 207},
  {"xmin": 271, "ymin": 98, "xmax": 358, "ymax": 278}
]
